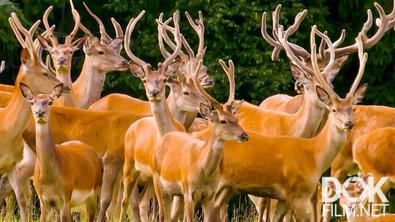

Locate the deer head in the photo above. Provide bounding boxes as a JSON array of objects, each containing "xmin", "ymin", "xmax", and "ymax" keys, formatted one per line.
[
  {"xmin": 124, "ymin": 11, "xmax": 182, "ymax": 102},
  {"xmin": 261, "ymin": 2, "xmax": 395, "ymax": 92},
  {"xmin": 310, "ymin": 26, "xmax": 368, "ymax": 131},
  {"xmin": 20, "ymin": 83, "xmax": 63, "ymax": 124},
  {"xmin": 9, "ymin": 13, "xmax": 62, "ymax": 95},
  {"xmin": 72, "ymin": 1, "xmax": 129, "ymax": 73},
  {"xmin": 193, "ymin": 59, "xmax": 248, "ymax": 142},
  {"xmin": 37, "ymin": 4, "xmax": 85, "ymax": 74}
]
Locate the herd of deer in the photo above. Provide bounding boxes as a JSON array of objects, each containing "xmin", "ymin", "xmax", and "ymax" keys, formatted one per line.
[{"xmin": 1, "ymin": 0, "xmax": 395, "ymax": 222}]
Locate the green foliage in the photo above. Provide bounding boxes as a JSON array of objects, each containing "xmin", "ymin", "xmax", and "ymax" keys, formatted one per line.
[{"xmin": 0, "ymin": 0, "xmax": 395, "ymax": 105}]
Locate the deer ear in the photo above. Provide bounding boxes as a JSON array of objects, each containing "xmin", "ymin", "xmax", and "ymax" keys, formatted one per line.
[
  {"xmin": 36, "ymin": 35, "xmax": 52, "ymax": 51},
  {"xmin": 316, "ymin": 85, "xmax": 332, "ymax": 106},
  {"xmin": 164, "ymin": 60, "xmax": 180, "ymax": 77},
  {"xmin": 108, "ymin": 37, "xmax": 123, "ymax": 51},
  {"xmin": 199, "ymin": 102, "xmax": 212, "ymax": 120},
  {"xmin": 50, "ymin": 83, "xmax": 64, "ymax": 101},
  {"xmin": 353, "ymin": 83, "xmax": 368, "ymax": 105},
  {"xmin": 231, "ymin": 100, "xmax": 243, "ymax": 115},
  {"xmin": 72, "ymin": 36, "xmax": 87, "ymax": 51},
  {"xmin": 19, "ymin": 82, "xmax": 34, "ymax": 101},
  {"xmin": 20, "ymin": 48, "xmax": 33, "ymax": 65},
  {"xmin": 83, "ymin": 36, "xmax": 94, "ymax": 54},
  {"xmin": 129, "ymin": 62, "xmax": 145, "ymax": 78}
]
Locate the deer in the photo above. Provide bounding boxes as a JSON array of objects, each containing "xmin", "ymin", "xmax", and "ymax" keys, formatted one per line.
[
  {"xmin": 207, "ymin": 26, "xmax": 368, "ymax": 222},
  {"xmin": 35, "ymin": 3, "xmax": 85, "ymax": 106},
  {"xmin": 152, "ymin": 59, "xmax": 248, "ymax": 222},
  {"xmin": 0, "ymin": 13, "xmax": 63, "ymax": 222},
  {"xmin": 89, "ymin": 11, "xmax": 213, "ymax": 132},
  {"xmin": 19, "ymin": 83, "xmax": 101, "ymax": 222},
  {"xmin": 259, "ymin": 1, "xmax": 394, "ymax": 114},
  {"xmin": 254, "ymin": 2, "xmax": 395, "ymax": 221},
  {"xmin": 54, "ymin": 0, "xmax": 129, "ymax": 109},
  {"xmin": 118, "ymin": 11, "xmax": 193, "ymax": 222}
]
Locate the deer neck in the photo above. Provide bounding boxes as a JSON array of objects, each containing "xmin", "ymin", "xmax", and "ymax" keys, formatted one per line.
[
  {"xmin": 166, "ymin": 90, "xmax": 197, "ymax": 131},
  {"xmin": 201, "ymin": 123, "xmax": 225, "ymax": 178},
  {"xmin": 2, "ymin": 75, "xmax": 33, "ymax": 138},
  {"xmin": 151, "ymin": 91, "xmax": 179, "ymax": 136},
  {"xmin": 72, "ymin": 56, "xmax": 106, "ymax": 109},
  {"xmin": 292, "ymin": 86, "xmax": 325, "ymax": 138},
  {"xmin": 56, "ymin": 69, "xmax": 74, "ymax": 107},
  {"xmin": 35, "ymin": 118, "xmax": 60, "ymax": 179},
  {"xmin": 314, "ymin": 114, "xmax": 347, "ymax": 175}
]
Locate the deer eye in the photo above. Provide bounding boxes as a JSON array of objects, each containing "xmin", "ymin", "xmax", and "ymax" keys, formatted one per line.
[
  {"xmin": 332, "ymin": 109, "xmax": 336, "ymax": 113},
  {"xmin": 163, "ymin": 79, "xmax": 167, "ymax": 83},
  {"xmin": 98, "ymin": 51, "xmax": 105, "ymax": 55},
  {"xmin": 220, "ymin": 120, "xmax": 227, "ymax": 124},
  {"xmin": 142, "ymin": 79, "xmax": 147, "ymax": 83},
  {"xmin": 48, "ymin": 101, "xmax": 53, "ymax": 105}
]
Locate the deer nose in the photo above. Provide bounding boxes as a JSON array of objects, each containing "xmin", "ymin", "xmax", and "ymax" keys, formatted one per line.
[
  {"xmin": 150, "ymin": 90, "xmax": 160, "ymax": 97},
  {"xmin": 345, "ymin": 121, "xmax": 354, "ymax": 129},
  {"xmin": 239, "ymin": 133, "xmax": 249, "ymax": 142},
  {"xmin": 36, "ymin": 111, "xmax": 45, "ymax": 117},
  {"xmin": 58, "ymin": 57, "xmax": 66, "ymax": 65}
]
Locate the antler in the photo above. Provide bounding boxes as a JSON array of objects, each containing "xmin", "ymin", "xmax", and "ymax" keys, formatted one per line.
[
  {"xmin": 333, "ymin": 1, "xmax": 395, "ymax": 57},
  {"xmin": 219, "ymin": 59, "xmax": 235, "ymax": 105},
  {"xmin": 34, "ymin": 25, "xmax": 55, "ymax": 66},
  {"xmin": 45, "ymin": 55, "xmax": 56, "ymax": 74},
  {"xmin": 347, "ymin": 34, "xmax": 368, "ymax": 98},
  {"xmin": 157, "ymin": 13, "xmax": 174, "ymax": 58},
  {"xmin": 185, "ymin": 11, "xmax": 205, "ymax": 59},
  {"xmin": 124, "ymin": 10, "xmax": 148, "ymax": 68},
  {"xmin": 261, "ymin": 4, "xmax": 309, "ymax": 61},
  {"xmin": 83, "ymin": 2, "xmax": 123, "ymax": 43},
  {"xmin": 192, "ymin": 60, "xmax": 221, "ymax": 109},
  {"xmin": 0, "ymin": 61, "xmax": 5, "ymax": 73},
  {"xmin": 65, "ymin": 0, "xmax": 81, "ymax": 44},
  {"xmin": 9, "ymin": 13, "xmax": 41, "ymax": 64},
  {"xmin": 156, "ymin": 11, "xmax": 182, "ymax": 69},
  {"xmin": 310, "ymin": 25, "xmax": 337, "ymax": 97},
  {"xmin": 43, "ymin": 6, "xmax": 59, "ymax": 46},
  {"xmin": 83, "ymin": 2, "xmax": 110, "ymax": 42}
]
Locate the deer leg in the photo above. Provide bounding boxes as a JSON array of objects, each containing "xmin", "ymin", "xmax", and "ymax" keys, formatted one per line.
[
  {"xmin": 290, "ymin": 197, "xmax": 310, "ymax": 222},
  {"xmin": 97, "ymin": 153, "xmax": 122, "ymax": 222},
  {"xmin": 59, "ymin": 202, "xmax": 72, "ymax": 222},
  {"xmin": 183, "ymin": 189, "xmax": 194, "ymax": 222},
  {"xmin": 202, "ymin": 195, "xmax": 220, "ymax": 222},
  {"xmin": 171, "ymin": 196, "xmax": 184, "ymax": 221},
  {"xmin": 107, "ymin": 173, "xmax": 122, "ymax": 222},
  {"xmin": 214, "ymin": 186, "xmax": 234, "ymax": 222},
  {"xmin": 309, "ymin": 186, "xmax": 319, "ymax": 222},
  {"xmin": 0, "ymin": 175, "xmax": 13, "ymax": 208},
  {"xmin": 85, "ymin": 188, "xmax": 99, "ymax": 222},
  {"xmin": 119, "ymin": 163, "xmax": 140, "ymax": 222},
  {"xmin": 138, "ymin": 180, "xmax": 154, "ymax": 222},
  {"xmin": 152, "ymin": 173, "xmax": 170, "ymax": 222},
  {"xmin": 38, "ymin": 197, "xmax": 48, "ymax": 222},
  {"xmin": 7, "ymin": 142, "xmax": 36, "ymax": 222},
  {"xmin": 272, "ymin": 200, "xmax": 288, "ymax": 222}
]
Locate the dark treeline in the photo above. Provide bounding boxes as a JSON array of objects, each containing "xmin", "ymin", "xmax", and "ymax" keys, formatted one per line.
[{"xmin": 1, "ymin": 0, "xmax": 395, "ymax": 105}]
